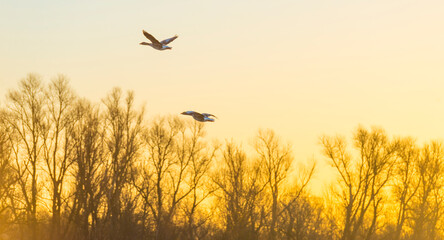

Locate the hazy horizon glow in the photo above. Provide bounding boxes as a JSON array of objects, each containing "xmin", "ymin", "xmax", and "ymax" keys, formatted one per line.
[{"xmin": 2, "ymin": 0, "xmax": 444, "ymax": 192}]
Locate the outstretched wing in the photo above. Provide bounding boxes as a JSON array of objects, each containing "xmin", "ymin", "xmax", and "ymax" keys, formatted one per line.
[
  {"xmin": 203, "ymin": 117, "xmax": 215, "ymax": 122},
  {"xmin": 160, "ymin": 35, "xmax": 178, "ymax": 45},
  {"xmin": 142, "ymin": 30, "xmax": 160, "ymax": 44},
  {"xmin": 202, "ymin": 113, "xmax": 217, "ymax": 119}
]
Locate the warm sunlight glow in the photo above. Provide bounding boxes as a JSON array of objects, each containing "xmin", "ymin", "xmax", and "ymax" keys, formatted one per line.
[{"xmin": 1, "ymin": 1, "xmax": 444, "ymax": 239}]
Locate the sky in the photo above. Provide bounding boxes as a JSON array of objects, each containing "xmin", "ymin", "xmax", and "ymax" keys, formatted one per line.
[{"xmin": 1, "ymin": 0, "xmax": 444, "ymax": 193}]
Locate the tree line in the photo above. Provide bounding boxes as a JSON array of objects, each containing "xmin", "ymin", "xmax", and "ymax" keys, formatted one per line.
[{"xmin": 0, "ymin": 74, "xmax": 443, "ymax": 240}]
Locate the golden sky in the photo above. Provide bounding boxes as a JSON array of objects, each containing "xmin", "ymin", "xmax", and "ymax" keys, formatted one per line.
[{"xmin": 1, "ymin": 0, "xmax": 444, "ymax": 192}]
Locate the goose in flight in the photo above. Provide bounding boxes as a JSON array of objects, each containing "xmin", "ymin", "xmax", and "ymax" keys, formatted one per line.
[
  {"xmin": 181, "ymin": 111, "xmax": 217, "ymax": 122},
  {"xmin": 139, "ymin": 30, "xmax": 178, "ymax": 50}
]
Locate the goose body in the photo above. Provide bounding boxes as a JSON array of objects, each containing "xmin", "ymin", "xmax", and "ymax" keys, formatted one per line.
[
  {"xmin": 140, "ymin": 30, "xmax": 178, "ymax": 50},
  {"xmin": 181, "ymin": 111, "xmax": 217, "ymax": 122}
]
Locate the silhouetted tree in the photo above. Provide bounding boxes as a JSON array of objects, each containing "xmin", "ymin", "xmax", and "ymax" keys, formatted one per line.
[
  {"xmin": 131, "ymin": 150, "xmax": 155, "ymax": 240},
  {"xmin": 5, "ymin": 74, "xmax": 46, "ymax": 240},
  {"xmin": 214, "ymin": 141, "xmax": 266, "ymax": 240},
  {"xmin": 177, "ymin": 121, "xmax": 217, "ymax": 240},
  {"xmin": 41, "ymin": 75, "xmax": 76, "ymax": 239},
  {"xmin": 0, "ymin": 110, "xmax": 16, "ymax": 236},
  {"xmin": 254, "ymin": 129, "xmax": 293, "ymax": 240},
  {"xmin": 141, "ymin": 116, "xmax": 191, "ymax": 240},
  {"xmin": 411, "ymin": 141, "xmax": 444, "ymax": 240},
  {"xmin": 3, "ymin": 74, "xmax": 444, "ymax": 240},
  {"xmin": 278, "ymin": 195, "xmax": 325, "ymax": 240},
  {"xmin": 321, "ymin": 126, "xmax": 398, "ymax": 240},
  {"xmin": 68, "ymin": 99, "xmax": 106, "ymax": 240},
  {"xmin": 322, "ymin": 185, "xmax": 342, "ymax": 239},
  {"xmin": 392, "ymin": 137, "xmax": 420, "ymax": 240},
  {"xmin": 277, "ymin": 163, "xmax": 316, "ymax": 240},
  {"xmin": 102, "ymin": 88, "xmax": 144, "ymax": 240}
]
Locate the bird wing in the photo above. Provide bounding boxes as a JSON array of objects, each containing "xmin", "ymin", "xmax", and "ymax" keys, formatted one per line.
[
  {"xmin": 142, "ymin": 30, "xmax": 160, "ymax": 44},
  {"xmin": 160, "ymin": 35, "xmax": 178, "ymax": 45},
  {"xmin": 183, "ymin": 110, "xmax": 197, "ymax": 115},
  {"xmin": 202, "ymin": 113, "xmax": 217, "ymax": 119}
]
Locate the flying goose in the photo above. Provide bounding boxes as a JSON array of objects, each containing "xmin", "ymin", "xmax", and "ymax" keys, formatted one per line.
[
  {"xmin": 139, "ymin": 30, "xmax": 178, "ymax": 50},
  {"xmin": 181, "ymin": 111, "xmax": 217, "ymax": 122}
]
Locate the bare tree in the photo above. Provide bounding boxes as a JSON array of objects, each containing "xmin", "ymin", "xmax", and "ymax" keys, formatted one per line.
[
  {"xmin": 131, "ymin": 153, "xmax": 155, "ymax": 240},
  {"xmin": 320, "ymin": 126, "xmax": 398, "ymax": 240},
  {"xmin": 140, "ymin": 116, "xmax": 207, "ymax": 240},
  {"xmin": 6, "ymin": 74, "xmax": 444, "ymax": 239},
  {"xmin": 322, "ymin": 185, "xmax": 342, "ymax": 240},
  {"xmin": 391, "ymin": 137, "xmax": 420, "ymax": 240},
  {"xmin": 5, "ymin": 74, "xmax": 47, "ymax": 239},
  {"xmin": 141, "ymin": 116, "xmax": 178, "ymax": 239},
  {"xmin": 278, "ymin": 194, "xmax": 325, "ymax": 240},
  {"xmin": 132, "ymin": 118, "xmax": 219, "ymax": 240},
  {"xmin": 67, "ymin": 99, "xmax": 106, "ymax": 240},
  {"xmin": 40, "ymin": 75, "xmax": 76, "ymax": 239},
  {"xmin": 176, "ymin": 120, "xmax": 218, "ymax": 240},
  {"xmin": 102, "ymin": 88, "xmax": 144, "ymax": 240},
  {"xmin": 0, "ymin": 110, "xmax": 16, "ymax": 236},
  {"xmin": 277, "ymin": 163, "xmax": 316, "ymax": 240},
  {"xmin": 411, "ymin": 141, "xmax": 444, "ymax": 240},
  {"xmin": 254, "ymin": 129, "xmax": 293, "ymax": 240},
  {"xmin": 214, "ymin": 140, "xmax": 267, "ymax": 240}
]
